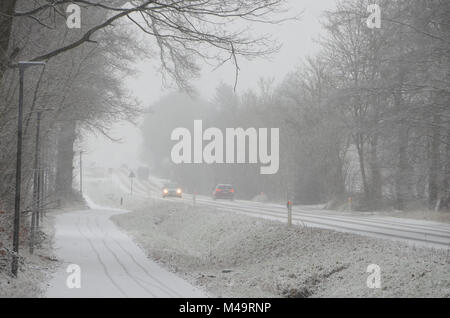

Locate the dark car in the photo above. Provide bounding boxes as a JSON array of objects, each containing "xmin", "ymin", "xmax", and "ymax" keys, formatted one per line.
[
  {"xmin": 162, "ymin": 183, "xmax": 183, "ymax": 198},
  {"xmin": 213, "ymin": 184, "xmax": 235, "ymax": 201}
]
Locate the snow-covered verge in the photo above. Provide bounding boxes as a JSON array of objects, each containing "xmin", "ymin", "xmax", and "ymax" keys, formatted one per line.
[
  {"xmin": 325, "ymin": 198, "xmax": 450, "ymax": 224},
  {"xmin": 0, "ymin": 214, "xmax": 58, "ymax": 298},
  {"xmin": 112, "ymin": 200, "xmax": 450, "ymax": 298},
  {"xmin": 83, "ymin": 176, "xmax": 152, "ymax": 212},
  {"xmin": 374, "ymin": 210, "xmax": 450, "ymax": 224}
]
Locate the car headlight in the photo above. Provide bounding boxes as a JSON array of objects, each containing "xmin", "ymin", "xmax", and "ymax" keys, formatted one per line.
[
  {"xmin": 176, "ymin": 188, "xmax": 182, "ymax": 194},
  {"xmin": 163, "ymin": 189, "xmax": 168, "ymax": 194}
]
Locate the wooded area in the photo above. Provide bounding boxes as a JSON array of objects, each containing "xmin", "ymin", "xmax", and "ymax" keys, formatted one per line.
[
  {"xmin": 142, "ymin": 0, "xmax": 450, "ymax": 211},
  {"xmin": 0, "ymin": 0, "xmax": 287, "ymax": 274}
]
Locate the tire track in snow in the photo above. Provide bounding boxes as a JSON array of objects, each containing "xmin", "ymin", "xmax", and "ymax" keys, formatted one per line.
[
  {"xmin": 86, "ymin": 215, "xmax": 157, "ymax": 297},
  {"xmin": 195, "ymin": 197, "xmax": 450, "ymax": 235},
  {"xmin": 111, "ymin": 239, "xmax": 182, "ymax": 297},
  {"xmin": 147, "ymin": 178, "xmax": 450, "ymax": 248},
  {"xmin": 190, "ymin": 198, "xmax": 450, "ymax": 248},
  {"xmin": 93, "ymin": 216, "xmax": 181, "ymax": 297},
  {"xmin": 134, "ymin": 171, "xmax": 450, "ymax": 247},
  {"xmin": 247, "ymin": 201, "xmax": 450, "ymax": 233},
  {"xmin": 194, "ymin": 196, "xmax": 450, "ymax": 237},
  {"xmin": 112, "ymin": 241, "xmax": 182, "ymax": 298},
  {"xmin": 75, "ymin": 215, "xmax": 128, "ymax": 297}
]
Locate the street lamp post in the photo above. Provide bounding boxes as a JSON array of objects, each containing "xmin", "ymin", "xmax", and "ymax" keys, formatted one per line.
[
  {"xmin": 29, "ymin": 108, "xmax": 53, "ymax": 254},
  {"xmin": 29, "ymin": 111, "xmax": 41, "ymax": 254},
  {"xmin": 39, "ymin": 137, "xmax": 47, "ymax": 224},
  {"xmin": 12, "ymin": 61, "xmax": 46, "ymax": 277},
  {"xmin": 130, "ymin": 177, "xmax": 133, "ymax": 196},
  {"xmin": 79, "ymin": 151, "xmax": 84, "ymax": 196}
]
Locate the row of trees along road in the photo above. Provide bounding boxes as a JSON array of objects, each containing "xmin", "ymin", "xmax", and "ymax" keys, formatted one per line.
[
  {"xmin": 141, "ymin": 0, "xmax": 449, "ymax": 212},
  {"xmin": 0, "ymin": 0, "xmax": 289, "ymax": 273}
]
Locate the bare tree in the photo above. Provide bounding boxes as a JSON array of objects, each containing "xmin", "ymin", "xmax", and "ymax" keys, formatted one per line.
[{"xmin": 8, "ymin": 0, "xmax": 291, "ymax": 90}]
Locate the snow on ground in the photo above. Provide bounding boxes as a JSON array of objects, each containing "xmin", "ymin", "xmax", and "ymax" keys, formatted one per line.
[
  {"xmin": 0, "ymin": 214, "xmax": 58, "ymax": 298},
  {"xmin": 45, "ymin": 194, "xmax": 206, "ymax": 298},
  {"xmin": 80, "ymin": 171, "xmax": 450, "ymax": 297},
  {"xmin": 107, "ymin": 169, "xmax": 450, "ymax": 249},
  {"xmin": 373, "ymin": 210, "xmax": 450, "ymax": 224},
  {"xmin": 112, "ymin": 200, "xmax": 450, "ymax": 298}
]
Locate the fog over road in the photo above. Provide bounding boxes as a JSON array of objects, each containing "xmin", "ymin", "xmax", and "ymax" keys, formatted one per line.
[
  {"xmin": 45, "ymin": 169, "xmax": 450, "ymax": 298},
  {"xmin": 46, "ymin": 204, "xmax": 206, "ymax": 298},
  {"xmin": 119, "ymin": 170, "xmax": 450, "ymax": 250}
]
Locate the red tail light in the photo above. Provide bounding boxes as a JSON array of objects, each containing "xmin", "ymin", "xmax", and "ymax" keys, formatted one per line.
[
  {"xmin": 216, "ymin": 188, "xmax": 221, "ymax": 192},
  {"xmin": 230, "ymin": 189, "xmax": 234, "ymax": 193}
]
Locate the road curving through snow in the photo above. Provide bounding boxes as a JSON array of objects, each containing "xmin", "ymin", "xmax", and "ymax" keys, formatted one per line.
[{"xmin": 46, "ymin": 198, "xmax": 206, "ymax": 298}]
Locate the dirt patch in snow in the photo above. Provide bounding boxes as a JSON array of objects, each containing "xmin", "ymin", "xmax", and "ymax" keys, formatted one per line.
[{"xmin": 112, "ymin": 200, "xmax": 450, "ymax": 298}]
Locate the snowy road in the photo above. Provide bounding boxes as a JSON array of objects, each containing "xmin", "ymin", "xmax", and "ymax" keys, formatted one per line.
[
  {"xmin": 46, "ymin": 206, "xmax": 206, "ymax": 298},
  {"xmin": 90, "ymin": 169, "xmax": 450, "ymax": 250},
  {"xmin": 176, "ymin": 194, "xmax": 450, "ymax": 250},
  {"xmin": 120, "ymin": 171, "xmax": 450, "ymax": 250}
]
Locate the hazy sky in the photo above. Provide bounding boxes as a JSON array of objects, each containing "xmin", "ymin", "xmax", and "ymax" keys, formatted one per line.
[{"xmin": 84, "ymin": 0, "xmax": 337, "ymax": 170}]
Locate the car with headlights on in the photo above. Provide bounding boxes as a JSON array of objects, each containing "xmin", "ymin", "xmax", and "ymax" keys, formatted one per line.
[{"xmin": 162, "ymin": 183, "xmax": 183, "ymax": 198}]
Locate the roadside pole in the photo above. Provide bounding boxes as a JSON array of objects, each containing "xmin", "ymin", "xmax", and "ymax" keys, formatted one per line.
[
  {"xmin": 287, "ymin": 200, "xmax": 293, "ymax": 227},
  {"xmin": 79, "ymin": 151, "xmax": 84, "ymax": 196},
  {"xmin": 12, "ymin": 66, "xmax": 25, "ymax": 276},
  {"xmin": 29, "ymin": 111, "xmax": 41, "ymax": 254},
  {"xmin": 39, "ymin": 146, "xmax": 45, "ymax": 223},
  {"xmin": 129, "ymin": 171, "xmax": 136, "ymax": 196},
  {"xmin": 36, "ymin": 163, "xmax": 40, "ymax": 229},
  {"xmin": 12, "ymin": 61, "xmax": 46, "ymax": 276},
  {"xmin": 33, "ymin": 109, "xmax": 52, "ymax": 232},
  {"xmin": 108, "ymin": 168, "xmax": 113, "ymax": 190}
]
